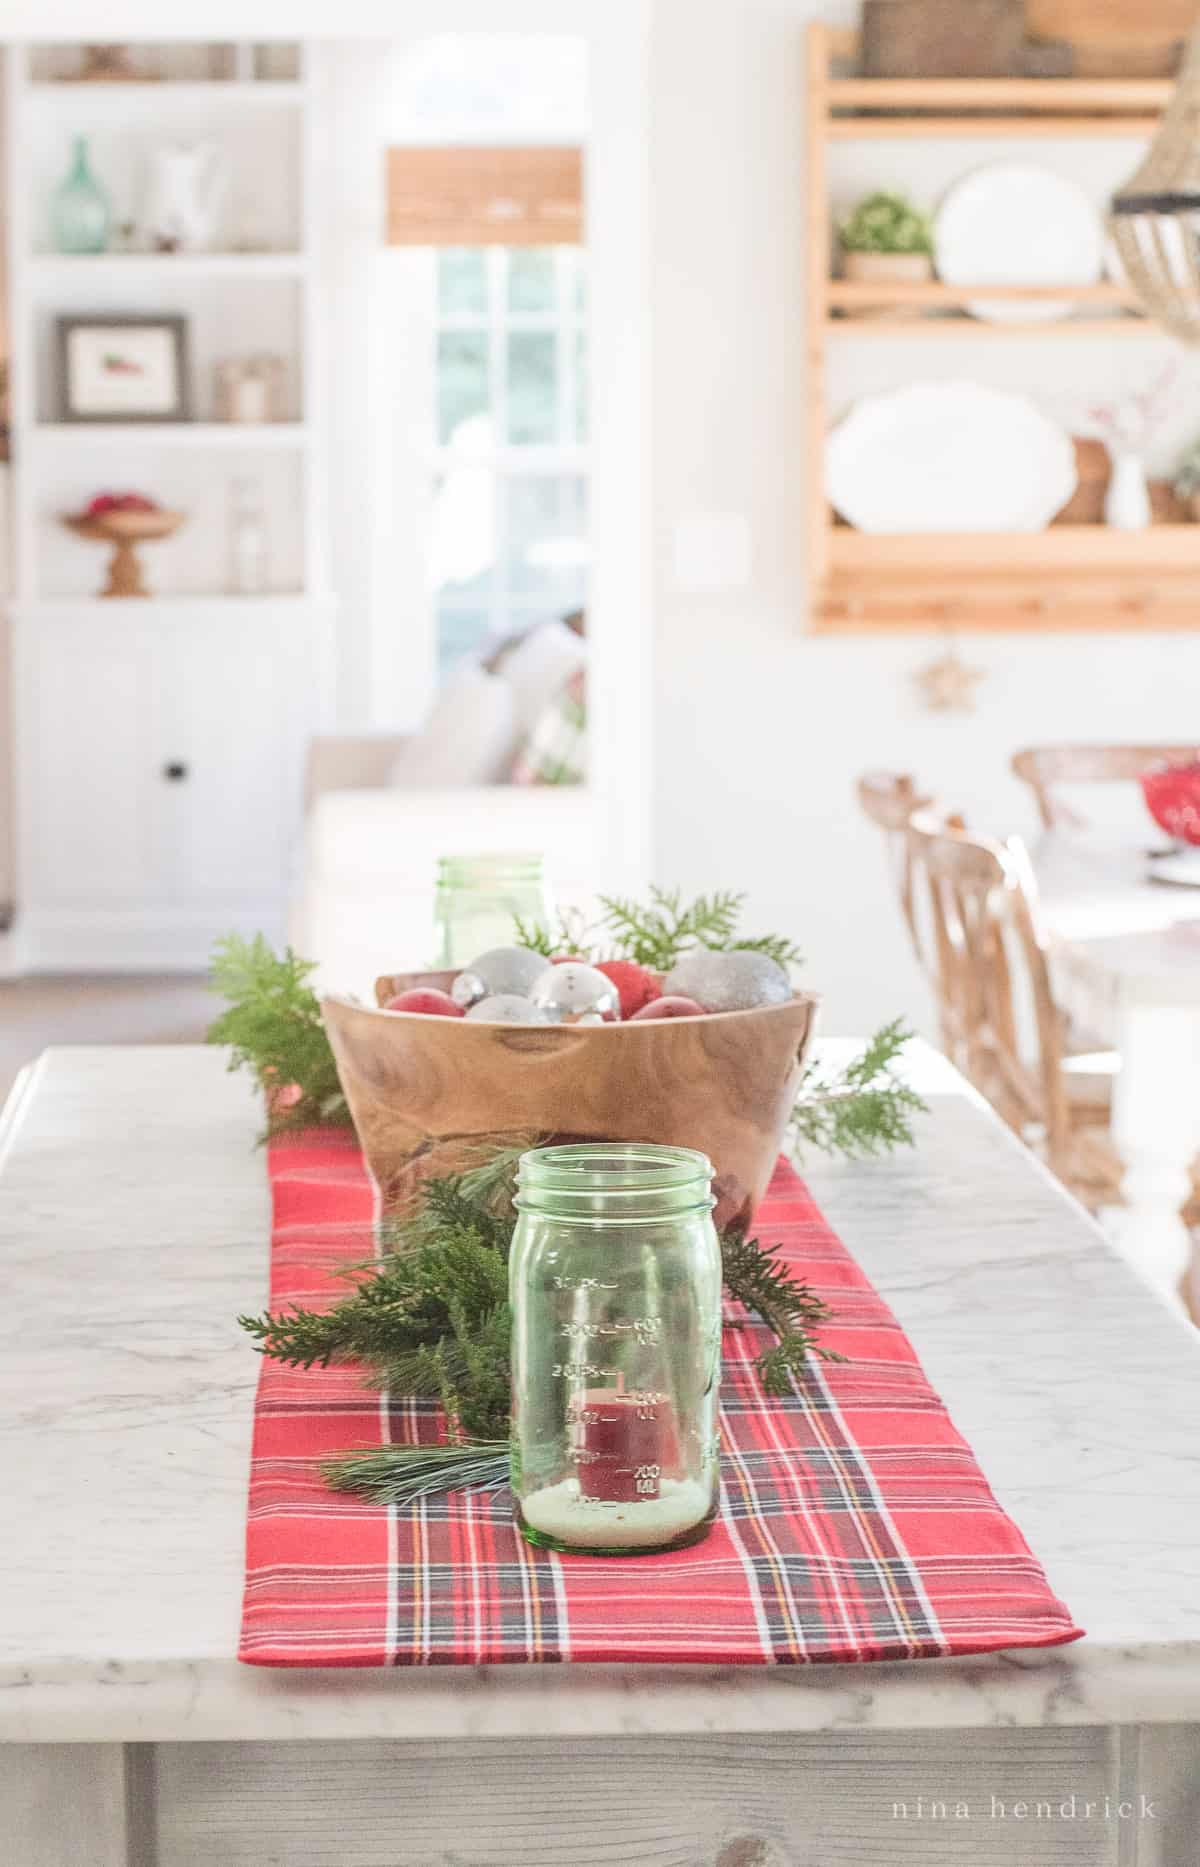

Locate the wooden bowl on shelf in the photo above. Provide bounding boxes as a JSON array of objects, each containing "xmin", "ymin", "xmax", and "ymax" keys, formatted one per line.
[
  {"xmin": 61, "ymin": 506, "xmax": 186, "ymax": 598},
  {"xmin": 322, "ymin": 972, "xmax": 822, "ymax": 1232}
]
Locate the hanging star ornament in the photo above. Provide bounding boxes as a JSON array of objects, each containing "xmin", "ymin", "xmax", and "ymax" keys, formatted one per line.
[{"xmin": 914, "ymin": 646, "xmax": 985, "ymax": 713}]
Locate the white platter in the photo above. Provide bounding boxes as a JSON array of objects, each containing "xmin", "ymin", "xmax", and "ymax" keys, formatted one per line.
[
  {"xmin": 935, "ymin": 164, "xmax": 1104, "ymax": 323},
  {"xmin": 1149, "ymin": 849, "xmax": 1200, "ymax": 889},
  {"xmin": 826, "ymin": 381, "xmax": 1077, "ymax": 534}
]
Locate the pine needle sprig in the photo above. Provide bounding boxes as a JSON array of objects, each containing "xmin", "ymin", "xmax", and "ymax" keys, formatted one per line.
[
  {"xmin": 207, "ymin": 933, "xmax": 350, "ymax": 1138},
  {"xmin": 721, "ymin": 1228, "xmax": 846, "ymax": 1395},
  {"xmin": 791, "ymin": 1019, "xmax": 925, "ymax": 1161},
  {"xmin": 323, "ymin": 1442, "xmax": 511, "ymax": 1506}
]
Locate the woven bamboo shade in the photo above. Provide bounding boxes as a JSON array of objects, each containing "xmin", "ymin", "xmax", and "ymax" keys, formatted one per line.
[
  {"xmin": 386, "ymin": 146, "xmax": 583, "ymax": 247},
  {"xmin": 1110, "ymin": 34, "xmax": 1200, "ymax": 342}
]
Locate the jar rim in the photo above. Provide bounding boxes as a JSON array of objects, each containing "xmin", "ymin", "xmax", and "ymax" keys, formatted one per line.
[
  {"xmin": 437, "ymin": 851, "xmax": 545, "ymax": 878},
  {"xmin": 516, "ymin": 1143, "xmax": 714, "ymax": 1211}
]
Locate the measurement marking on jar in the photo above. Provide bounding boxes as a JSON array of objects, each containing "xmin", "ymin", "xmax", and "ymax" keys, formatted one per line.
[
  {"xmin": 553, "ymin": 1276, "xmax": 619, "ymax": 1291},
  {"xmin": 558, "ymin": 1317, "xmax": 663, "ymax": 1342}
]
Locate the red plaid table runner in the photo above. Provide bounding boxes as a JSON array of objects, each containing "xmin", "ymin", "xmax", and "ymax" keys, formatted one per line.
[{"xmin": 240, "ymin": 1133, "xmax": 1082, "ymax": 1667}]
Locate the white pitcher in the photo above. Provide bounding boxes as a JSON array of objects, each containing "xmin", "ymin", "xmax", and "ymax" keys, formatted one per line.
[
  {"xmin": 1105, "ymin": 452, "xmax": 1152, "ymax": 532},
  {"xmin": 144, "ymin": 142, "xmax": 228, "ymax": 252}
]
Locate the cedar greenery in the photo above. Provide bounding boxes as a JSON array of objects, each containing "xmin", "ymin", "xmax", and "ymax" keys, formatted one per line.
[
  {"xmin": 241, "ymin": 1151, "xmax": 847, "ymax": 1504},
  {"xmin": 516, "ymin": 887, "xmax": 803, "ymax": 972},
  {"xmin": 208, "ymin": 934, "xmax": 351, "ymax": 1138},
  {"xmin": 791, "ymin": 1019, "xmax": 924, "ymax": 1160}
]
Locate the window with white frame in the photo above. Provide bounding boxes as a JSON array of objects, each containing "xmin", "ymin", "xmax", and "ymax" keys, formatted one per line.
[{"xmin": 428, "ymin": 244, "xmax": 588, "ymax": 677}]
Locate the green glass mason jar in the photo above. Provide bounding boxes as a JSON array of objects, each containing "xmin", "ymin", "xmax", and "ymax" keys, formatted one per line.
[
  {"xmin": 510, "ymin": 1143, "xmax": 723, "ymax": 1557},
  {"xmin": 431, "ymin": 852, "xmax": 556, "ymax": 968}
]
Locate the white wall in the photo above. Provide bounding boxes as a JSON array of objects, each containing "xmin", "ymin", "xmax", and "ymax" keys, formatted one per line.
[{"xmin": 646, "ymin": 0, "xmax": 1200, "ymax": 1038}]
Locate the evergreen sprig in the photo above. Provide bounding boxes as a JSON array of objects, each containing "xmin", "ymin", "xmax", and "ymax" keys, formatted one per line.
[
  {"xmin": 513, "ymin": 888, "xmax": 804, "ymax": 972},
  {"xmin": 597, "ymin": 886, "xmax": 803, "ymax": 972},
  {"xmin": 721, "ymin": 1228, "xmax": 846, "ymax": 1396},
  {"xmin": 324, "ymin": 1442, "xmax": 511, "ymax": 1505},
  {"xmin": 791, "ymin": 1019, "xmax": 925, "ymax": 1161},
  {"xmin": 207, "ymin": 933, "xmax": 351, "ymax": 1138},
  {"xmin": 242, "ymin": 1148, "xmax": 849, "ymax": 1503}
]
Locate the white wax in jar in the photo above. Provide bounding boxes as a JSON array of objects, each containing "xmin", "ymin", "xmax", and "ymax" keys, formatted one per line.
[{"xmin": 521, "ymin": 1476, "xmax": 711, "ymax": 1549}]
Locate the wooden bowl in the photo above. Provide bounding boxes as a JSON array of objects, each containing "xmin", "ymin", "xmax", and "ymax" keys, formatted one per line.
[
  {"xmin": 322, "ymin": 973, "xmax": 822, "ymax": 1231},
  {"xmin": 63, "ymin": 507, "xmax": 185, "ymax": 545},
  {"xmin": 62, "ymin": 507, "xmax": 186, "ymax": 598}
]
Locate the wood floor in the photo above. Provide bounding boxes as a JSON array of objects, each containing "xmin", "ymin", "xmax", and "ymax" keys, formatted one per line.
[{"xmin": 0, "ymin": 975, "xmax": 213, "ymax": 1104}]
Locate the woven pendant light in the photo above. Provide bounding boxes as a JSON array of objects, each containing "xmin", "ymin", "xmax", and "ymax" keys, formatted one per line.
[{"xmin": 1111, "ymin": 34, "xmax": 1200, "ymax": 343}]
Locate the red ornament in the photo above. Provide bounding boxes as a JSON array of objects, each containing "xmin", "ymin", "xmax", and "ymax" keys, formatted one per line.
[
  {"xmin": 384, "ymin": 988, "xmax": 465, "ymax": 1017},
  {"xmin": 595, "ymin": 959, "xmax": 662, "ymax": 1019},
  {"xmin": 630, "ymin": 994, "xmax": 705, "ymax": 1021},
  {"xmin": 1142, "ymin": 760, "xmax": 1200, "ymax": 846}
]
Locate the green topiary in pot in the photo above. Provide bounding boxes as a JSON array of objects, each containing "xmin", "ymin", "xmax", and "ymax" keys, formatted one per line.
[{"xmin": 839, "ymin": 191, "xmax": 934, "ymax": 299}]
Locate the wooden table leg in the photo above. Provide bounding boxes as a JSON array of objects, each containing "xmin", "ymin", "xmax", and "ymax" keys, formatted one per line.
[
  {"xmin": 2, "ymin": 1744, "xmax": 142, "ymax": 1866},
  {"xmin": 1108, "ymin": 999, "xmax": 1200, "ymax": 1308}
]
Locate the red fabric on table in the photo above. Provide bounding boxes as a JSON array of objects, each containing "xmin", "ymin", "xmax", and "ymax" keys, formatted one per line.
[{"xmin": 240, "ymin": 1134, "xmax": 1082, "ymax": 1667}]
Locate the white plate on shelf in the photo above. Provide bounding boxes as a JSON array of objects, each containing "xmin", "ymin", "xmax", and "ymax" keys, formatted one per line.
[
  {"xmin": 935, "ymin": 164, "xmax": 1104, "ymax": 323},
  {"xmin": 1149, "ymin": 849, "xmax": 1200, "ymax": 888},
  {"xmin": 826, "ymin": 381, "xmax": 1077, "ymax": 534}
]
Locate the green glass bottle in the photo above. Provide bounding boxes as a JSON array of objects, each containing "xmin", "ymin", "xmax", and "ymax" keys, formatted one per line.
[
  {"xmin": 431, "ymin": 852, "xmax": 555, "ymax": 968},
  {"xmin": 510, "ymin": 1143, "xmax": 723, "ymax": 1557},
  {"xmin": 53, "ymin": 136, "xmax": 111, "ymax": 255}
]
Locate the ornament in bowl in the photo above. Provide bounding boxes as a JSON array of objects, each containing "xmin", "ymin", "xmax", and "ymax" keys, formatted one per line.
[
  {"xmin": 62, "ymin": 491, "xmax": 185, "ymax": 598},
  {"xmin": 322, "ymin": 910, "xmax": 819, "ymax": 1231},
  {"xmin": 1141, "ymin": 759, "xmax": 1200, "ymax": 847}
]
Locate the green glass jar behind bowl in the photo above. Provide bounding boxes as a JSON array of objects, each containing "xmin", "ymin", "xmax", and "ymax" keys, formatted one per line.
[
  {"xmin": 510, "ymin": 1143, "xmax": 723, "ymax": 1557},
  {"xmin": 431, "ymin": 852, "xmax": 556, "ymax": 968}
]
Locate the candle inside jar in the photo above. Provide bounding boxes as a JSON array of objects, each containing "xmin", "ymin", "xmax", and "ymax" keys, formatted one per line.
[
  {"xmin": 518, "ymin": 1379, "xmax": 708, "ymax": 1551},
  {"xmin": 572, "ymin": 1383, "xmax": 679, "ymax": 1503}
]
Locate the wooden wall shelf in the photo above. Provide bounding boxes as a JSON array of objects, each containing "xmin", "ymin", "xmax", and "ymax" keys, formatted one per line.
[
  {"xmin": 805, "ymin": 23, "xmax": 1193, "ymax": 636},
  {"xmin": 827, "ymin": 113, "xmax": 1159, "ymax": 140},
  {"xmin": 826, "ymin": 316, "xmax": 1151, "ymax": 338},
  {"xmin": 817, "ymin": 529, "xmax": 1200, "ymax": 634},
  {"xmin": 826, "ymin": 76, "xmax": 1170, "ymax": 114},
  {"xmin": 827, "ymin": 281, "xmax": 1134, "ymax": 308}
]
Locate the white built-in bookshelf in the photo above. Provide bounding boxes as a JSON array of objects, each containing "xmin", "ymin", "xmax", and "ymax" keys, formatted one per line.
[{"xmin": 4, "ymin": 40, "xmax": 336, "ymax": 972}]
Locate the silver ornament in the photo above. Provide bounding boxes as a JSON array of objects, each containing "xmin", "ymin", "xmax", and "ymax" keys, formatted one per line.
[
  {"xmin": 451, "ymin": 945, "xmax": 547, "ymax": 1009},
  {"xmin": 465, "ymin": 993, "xmax": 559, "ymax": 1025},
  {"xmin": 664, "ymin": 947, "xmax": 791, "ymax": 1013},
  {"xmin": 529, "ymin": 961, "xmax": 621, "ymax": 1024}
]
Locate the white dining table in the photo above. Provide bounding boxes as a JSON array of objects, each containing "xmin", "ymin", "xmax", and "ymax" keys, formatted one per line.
[{"xmin": 1034, "ymin": 831, "xmax": 1200, "ymax": 1311}]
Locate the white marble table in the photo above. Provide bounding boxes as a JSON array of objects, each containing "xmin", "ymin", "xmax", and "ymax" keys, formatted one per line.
[
  {"xmin": 3, "ymin": 1043, "xmax": 1200, "ymax": 1867},
  {"xmin": 1034, "ymin": 831, "xmax": 1200, "ymax": 1308}
]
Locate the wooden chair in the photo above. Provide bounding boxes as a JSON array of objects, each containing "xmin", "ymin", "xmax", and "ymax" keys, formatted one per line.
[
  {"xmin": 855, "ymin": 771, "xmax": 934, "ymax": 973},
  {"xmin": 907, "ymin": 808, "xmax": 1122, "ymax": 1211},
  {"xmin": 1012, "ymin": 744, "xmax": 1200, "ymax": 830}
]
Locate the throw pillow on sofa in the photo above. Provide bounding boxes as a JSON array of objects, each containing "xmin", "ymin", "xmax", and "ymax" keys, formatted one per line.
[
  {"xmin": 511, "ymin": 667, "xmax": 587, "ymax": 786},
  {"xmin": 490, "ymin": 618, "xmax": 586, "ymax": 739},
  {"xmin": 388, "ymin": 661, "xmax": 518, "ymax": 788}
]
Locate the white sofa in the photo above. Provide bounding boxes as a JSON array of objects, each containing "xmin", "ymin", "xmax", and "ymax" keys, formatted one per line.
[{"xmin": 291, "ymin": 733, "xmax": 600, "ymax": 998}]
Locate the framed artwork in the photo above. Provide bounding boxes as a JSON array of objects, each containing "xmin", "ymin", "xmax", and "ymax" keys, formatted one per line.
[{"xmin": 56, "ymin": 315, "xmax": 191, "ymax": 422}]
